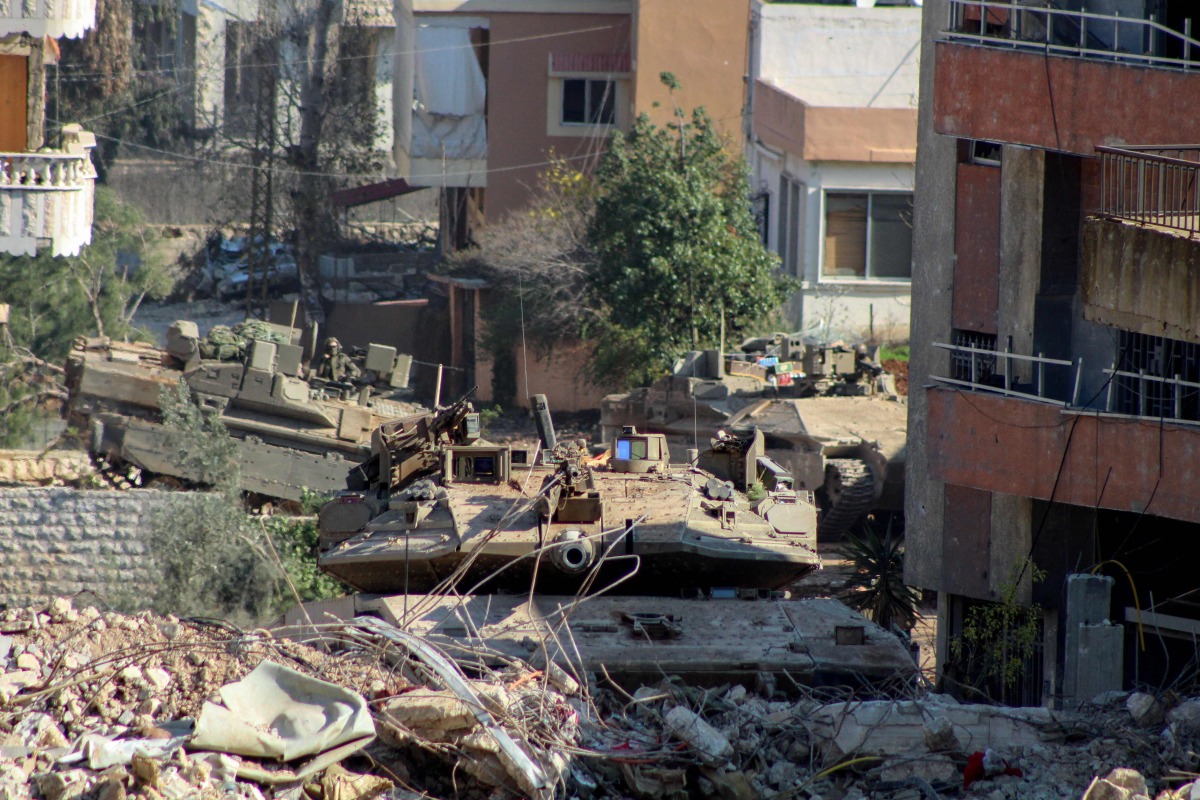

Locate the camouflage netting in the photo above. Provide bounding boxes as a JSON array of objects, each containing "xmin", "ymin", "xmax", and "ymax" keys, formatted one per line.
[{"xmin": 198, "ymin": 321, "xmax": 290, "ymax": 362}]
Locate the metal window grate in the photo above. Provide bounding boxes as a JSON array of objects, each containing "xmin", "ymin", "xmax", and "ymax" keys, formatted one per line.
[
  {"xmin": 1112, "ymin": 331, "xmax": 1200, "ymax": 421},
  {"xmin": 950, "ymin": 330, "xmax": 997, "ymax": 383}
]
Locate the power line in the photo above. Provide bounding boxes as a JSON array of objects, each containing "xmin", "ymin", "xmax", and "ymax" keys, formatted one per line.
[
  {"xmin": 52, "ymin": 21, "xmax": 626, "ymax": 83},
  {"xmin": 92, "ymin": 132, "xmax": 615, "ymax": 183}
]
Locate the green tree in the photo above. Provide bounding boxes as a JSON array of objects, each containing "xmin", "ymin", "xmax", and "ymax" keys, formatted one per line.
[
  {"xmin": 0, "ymin": 188, "xmax": 171, "ymax": 447},
  {"xmin": 0, "ymin": 187, "xmax": 171, "ymax": 361},
  {"xmin": 453, "ymin": 81, "xmax": 789, "ymax": 392},
  {"xmin": 144, "ymin": 385, "xmax": 346, "ymax": 621},
  {"xmin": 587, "ymin": 84, "xmax": 791, "ymax": 386}
]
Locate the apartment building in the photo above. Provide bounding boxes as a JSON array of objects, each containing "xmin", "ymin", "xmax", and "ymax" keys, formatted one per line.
[
  {"xmin": 0, "ymin": 0, "xmax": 97, "ymax": 256},
  {"xmin": 908, "ymin": 0, "xmax": 1200, "ymax": 705},
  {"xmin": 395, "ymin": 0, "xmax": 752, "ymax": 226},
  {"xmin": 164, "ymin": 0, "xmax": 395, "ymax": 153},
  {"xmin": 747, "ymin": 0, "xmax": 921, "ymax": 342}
]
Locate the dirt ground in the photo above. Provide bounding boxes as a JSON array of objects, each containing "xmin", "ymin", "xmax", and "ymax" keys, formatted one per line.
[
  {"xmin": 130, "ymin": 297, "xmax": 250, "ymax": 344},
  {"xmin": 882, "ymin": 358, "xmax": 909, "ymax": 395}
]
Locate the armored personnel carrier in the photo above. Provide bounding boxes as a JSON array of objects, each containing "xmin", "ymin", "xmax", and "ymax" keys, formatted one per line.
[
  {"xmin": 316, "ymin": 394, "xmax": 821, "ymax": 595},
  {"xmin": 63, "ymin": 320, "xmax": 422, "ymax": 501},
  {"xmin": 599, "ymin": 334, "xmax": 906, "ymax": 538}
]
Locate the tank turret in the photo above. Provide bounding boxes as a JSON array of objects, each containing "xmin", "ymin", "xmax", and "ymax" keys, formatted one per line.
[
  {"xmin": 598, "ymin": 334, "xmax": 905, "ymax": 538},
  {"xmin": 315, "ymin": 395, "xmax": 821, "ymax": 595},
  {"xmin": 63, "ymin": 320, "xmax": 423, "ymax": 500}
]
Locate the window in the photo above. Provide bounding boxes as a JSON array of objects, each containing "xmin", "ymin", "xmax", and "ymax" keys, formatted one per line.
[
  {"xmin": 561, "ymin": 79, "xmax": 616, "ymax": 126},
  {"xmin": 950, "ymin": 329, "xmax": 997, "ymax": 383},
  {"xmin": 615, "ymin": 438, "xmax": 648, "ymax": 460},
  {"xmin": 752, "ymin": 190, "xmax": 770, "ymax": 248},
  {"xmin": 777, "ymin": 176, "xmax": 804, "ymax": 276},
  {"xmin": 822, "ymin": 191, "xmax": 913, "ymax": 280},
  {"xmin": 968, "ymin": 140, "xmax": 1002, "ymax": 166},
  {"xmin": 1114, "ymin": 331, "xmax": 1200, "ymax": 421}
]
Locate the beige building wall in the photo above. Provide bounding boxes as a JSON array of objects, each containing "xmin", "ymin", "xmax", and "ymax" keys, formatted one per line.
[
  {"xmin": 632, "ymin": 0, "xmax": 750, "ymax": 144},
  {"xmin": 485, "ymin": 12, "xmax": 633, "ymax": 220}
]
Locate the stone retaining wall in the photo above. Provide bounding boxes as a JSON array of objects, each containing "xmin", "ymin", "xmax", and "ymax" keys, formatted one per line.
[
  {"xmin": 0, "ymin": 451, "xmax": 93, "ymax": 485},
  {"xmin": 0, "ymin": 488, "xmax": 182, "ymax": 608}
]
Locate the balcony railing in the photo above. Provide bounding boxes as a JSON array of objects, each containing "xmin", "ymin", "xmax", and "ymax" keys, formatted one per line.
[
  {"xmin": 1097, "ymin": 146, "xmax": 1200, "ymax": 237},
  {"xmin": 933, "ymin": 342, "xmax": 1200, "ymax": 425},
  {"xmin": 1104, "ymin": 368, "xmax": 1200, "ymax": 420},
  {"xmin": 0, "ymin": 124, "xmax": 97, "ymax": 191},
  {"xmin": 933, "ymin": 342, "xmax": 1082, "ymax": 406},
  {"xmin": 0, "ymin": 0, "xmax": 95, "ymax": 38},
  {"xmin": 0, "ymin": 152, "xmax": 97, "ymax": 191},
  {"xmin": 944, "ymin": 0, "xmax": 1200, "ymax": 71},
  {"xmin": 0, "ymin": 126, "xmax": 97, "ymax": 257}
]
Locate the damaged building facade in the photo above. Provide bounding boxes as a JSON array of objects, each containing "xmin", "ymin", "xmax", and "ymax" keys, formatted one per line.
[
  {"xmin": 393, "ymin": 0, "xmax": 753, "ymax": 237},
  {"xmin": 151, "ymin": 0, "xmax": 395, "ymax": 153},
  {"xmin": 908, "ymin": 0, "xmax": 1200, "ymax": 705},
  {"xmin": 0, "ymin": 0, "xmax": 97, "ymax": 257}
]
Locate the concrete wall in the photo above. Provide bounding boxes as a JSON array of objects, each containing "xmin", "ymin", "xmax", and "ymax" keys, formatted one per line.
[
  {"xmin": 475, "ymin": 339, "xmax": 605, "ymax": 413},
  {"xmin": 756, "ymin": 2, "xmax": 921, "ymax": 110},
  {"xmin": 753, "ymin": 82, "xmax": 916, "ymax": 164},
  {"xmin": 105, "ymin": 158, "xmax": 252, "ymax": 225},
  {"xmin": 926, "ymin": 387, "xmax": 1200, "ymax": 526},
  {"xmin": 997, "ymin": 145, "xmax": 1043, "ymax": 377},
  {"xmin": 0, "ymin": 488, "xmax": 181, "ymax": 608},
  {"xmin": 934, "ymin": 42, "xmax": 1200, "ymax": 156},
  {"xmin": 904, "ymin": 0, "xmax": 955, "ymax": 592},
  {"xmin": 752, "ymin": 151, "xmax": 914, "ymax": 341},
  {"xmin": 1081, "ymin": 217, "xmax": 1200, "ymax": 345},
  {"xmin": 633, "ymin": 0, "xmax": 749, "ymax": 144},
  {"xmin": 482, "ymin": 11, "xmax": 632, "ymax": 220},
  {"xmin": 748, "ymin": 2, "xmax": 919, "ymax": 343}
]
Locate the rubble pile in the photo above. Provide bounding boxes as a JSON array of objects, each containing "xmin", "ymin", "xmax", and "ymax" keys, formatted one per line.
[
  {"xmin": 0, "ymin": 598, "xmax": 580, "ymax": 800},
  {"xmin": 575, "ymin": 680, "xmax": 1200, "ymax": 800},
  {"xmin": 5, "ymin": 597, "xmax": 1200, "ymax": 800}
]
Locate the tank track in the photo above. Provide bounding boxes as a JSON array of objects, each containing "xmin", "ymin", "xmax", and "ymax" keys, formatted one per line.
[
  {"xmin": 89, "ymin": 455, "xmax": 144, "ymax": 490},
  {"xmin": 818, "ymin": 458, "xmax": 877, "ymax": 539}
]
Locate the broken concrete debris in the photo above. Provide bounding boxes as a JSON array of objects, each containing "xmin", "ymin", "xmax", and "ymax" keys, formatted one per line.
[
  {"xmin": 0, "ymin": 598, "xmax": 571, "ymax": 800},
  {"xmin": 3, "ymin": 598, "xmax": 1200, "ymax": 800}
]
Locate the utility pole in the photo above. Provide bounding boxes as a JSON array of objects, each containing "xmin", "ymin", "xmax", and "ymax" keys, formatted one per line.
[{"xmin": 245, "ymin": 25, "xmax": 277, "ymax": 320}]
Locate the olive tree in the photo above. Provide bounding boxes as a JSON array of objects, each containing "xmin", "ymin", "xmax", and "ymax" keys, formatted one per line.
[{"xmin": 587, "ymin": 85, "xmax": 790, "ymax": 387}]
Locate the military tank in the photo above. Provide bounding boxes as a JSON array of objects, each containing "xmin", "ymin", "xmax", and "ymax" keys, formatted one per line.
[
  {"xmin": 316, "ymin": 393, "xmax": 821, "ymax": 595},
  {"xmin": 63, "ymin": 319, "xmax": 422, "ymax": 501},
  {"xmin": 599, "ymin": 334, "xmax": 906, "ymax": 538}
]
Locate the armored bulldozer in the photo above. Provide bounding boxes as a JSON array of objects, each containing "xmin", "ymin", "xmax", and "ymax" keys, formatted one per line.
[
  {"xmin": 63, "ymin": 319, "xmax": 422, "ymax": 501},
  {"xmin": 316, "ymin": 393, "xmax": 821, "ymax": 595},
  {"xmin": 599, "ymin": 334, "xmax": 906, "ymax": 538}
]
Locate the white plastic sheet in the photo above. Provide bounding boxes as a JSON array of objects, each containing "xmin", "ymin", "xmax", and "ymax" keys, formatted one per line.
[
  {"xmin": 411, "ymin": 24, "xmax": 487, "ymax": 160},
  {"xmin": 414, "ymin": 26, "xmax": 486, "ymax": 117},
  {"xmin": 190, "ymin": 661, "xmax": 375, "ymax": 780}
]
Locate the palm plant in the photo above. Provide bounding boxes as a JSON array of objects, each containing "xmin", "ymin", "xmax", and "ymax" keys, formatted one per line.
[{"xmin": 839, "ymin": 522, "xmax": 920, "ymax": 632}]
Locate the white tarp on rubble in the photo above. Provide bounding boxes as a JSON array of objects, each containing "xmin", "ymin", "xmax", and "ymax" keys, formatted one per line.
[
  {"xmin": 411, "ymin": 25, "xmax": 487, "ymax": 161},
  {"xmin": 191, "ymin": 661, "xmax": 375, "ymax": 779}
]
